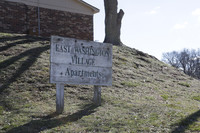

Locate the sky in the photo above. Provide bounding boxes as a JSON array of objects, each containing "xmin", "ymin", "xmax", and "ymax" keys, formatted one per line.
[{"xmin": 84, "ymin": 0, "xmax": 200, "ymax": 60}]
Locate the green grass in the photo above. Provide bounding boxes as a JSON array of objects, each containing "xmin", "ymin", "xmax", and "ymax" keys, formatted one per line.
[
  {"xmin": 192, "ymin": 96, "xmax": 200, "ymax": 101},
  {"xmin": 161, "ymin": 94, "xmax": 169, "ymax": 100},
  {"xmin": 178, "ymin": 82, "xmax": 190, "ymax": 87},
  {"xmin": 189, "ymin": 122, "xmax": 200, "ymax": 131},
  {"xmin": 0, "ymin": 33, "xmax": 200, "ymax": 132}
]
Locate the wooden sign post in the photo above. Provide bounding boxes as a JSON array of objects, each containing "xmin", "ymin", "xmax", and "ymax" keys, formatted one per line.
[
  {"xmin": 56, "ymin": 83, "xmax": 64, "ymax": 114},
  {"xmin": 50, "ymin": 36, "xmax": 112, "ymax": 114},
  {"xmin": 93, "ymin": 85, "xmax": 101, "ymax": 106}
]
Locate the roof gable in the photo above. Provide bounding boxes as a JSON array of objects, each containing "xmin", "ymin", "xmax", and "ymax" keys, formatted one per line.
[
  {"xmin": 76, "ymin": 0, "xmax": 99, "ymax": 14},
  {"xmin": 6, "ymin": 0, "xmax": 99, "ymax": 15}
]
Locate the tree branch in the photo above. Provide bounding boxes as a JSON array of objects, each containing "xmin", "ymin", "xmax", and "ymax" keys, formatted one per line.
[{"xmin": 117, "ymin": 9, "xmax": 124, "ymax": 24}]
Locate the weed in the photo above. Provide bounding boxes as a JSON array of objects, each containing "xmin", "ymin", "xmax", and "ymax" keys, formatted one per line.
[
  {"xmin": 0, "ymin": 32, "xmax": 14, "ymax": 36},
  {"xmin": 153, "ymin": 87, "xmax": 159, "ymax": 90},
  {"xmin": 0, "ymin": 106, "xmax": 4, "ymax": 115},
  {"xmin": 118, "ymin": 56, "xmax": 128, "ymax": 62},
  {"xmin": 23, "ymin": 103, "xmax": 32, "ymax": 108},
  {"xmin": 2, "ymin": 124, "xmax": 18, "ymax": 131},
  {"xmin": 145, "ymin": 96, "xmax": 154, "ymax": 100},
  {"xmin": 188, "ymin": 122, "xmax": 200, "ymax": 131},
  {"xmin": 192, "ymin": 96, "xmax": 200, "ymax": 101},
  {"xmin": 161, "ymin": 94, "xmax": 169, "ymax": 100},
  {"xmin": 121, "ymin": 81, "xmax": 140, "ymax": 87},
  {"xmin": 149, "ymin": 113, "xmax": 161, "ymax": 128},
  {"xmin": 178, "ymin": 82, "xmax": 190, "ymax": 87},
  {"xmin": 166, "ymin": 104, "xmax": 181, "ymax": 110}
]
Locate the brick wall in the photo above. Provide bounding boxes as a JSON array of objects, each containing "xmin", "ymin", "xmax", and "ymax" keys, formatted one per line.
[{"xmin": 0, "ymin": 0, "xmax": 93, "ymax": 40}]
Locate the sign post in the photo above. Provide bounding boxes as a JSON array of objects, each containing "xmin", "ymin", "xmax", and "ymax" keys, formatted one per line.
[
  {"xmin": 93, "ymin": 85, "xmax": 101, "ymax": 106},
  {"xmin": 56, "ymin": 83, "xmax": 64, "ymax": 114},
  {"xmin": 50, "ymin": 36, "xmax": 112, "ymax": 114}
]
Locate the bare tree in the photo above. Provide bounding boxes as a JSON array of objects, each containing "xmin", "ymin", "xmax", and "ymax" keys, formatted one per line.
[
  {"xmin": 162, "ymin": 48, "xmax": 200, "ymax": 79},
  {"xmin": 179, "ymin": 49, "xmax": 190, "ymax": 74},
  {"xmin": 162, "ymin": 51, "xmax": 180, "ymax": 68},
  {"xmin": 104, "ymin": 0, "xmax": 124, "ymax": 46},
  {"xmin": 194, "ymin": 57, "xmax": 200, "ymax": 79}
]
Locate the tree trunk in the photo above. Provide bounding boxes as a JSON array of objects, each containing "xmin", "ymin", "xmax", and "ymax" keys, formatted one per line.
[{"xmin": 104, "ymin": 0, "xmax": 124, "ymax": 46}]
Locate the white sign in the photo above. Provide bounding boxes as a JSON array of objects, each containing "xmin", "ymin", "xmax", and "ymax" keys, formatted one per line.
[{"xmin": 50, "ymin": 36, "xmax": 112, "ymax": 86}]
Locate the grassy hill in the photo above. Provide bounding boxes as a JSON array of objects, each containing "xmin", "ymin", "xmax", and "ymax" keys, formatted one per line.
[{"xmin": 0, "ymin": 32, "xmax": 200, "ymax": 133}]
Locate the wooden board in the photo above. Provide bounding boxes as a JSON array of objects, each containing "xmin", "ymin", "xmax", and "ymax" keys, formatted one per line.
[{"xmin": 50, "ymin": 36, "xmax": 112, "ymax": 86}]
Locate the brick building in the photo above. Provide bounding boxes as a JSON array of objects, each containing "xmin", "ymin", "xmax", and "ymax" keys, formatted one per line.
[{"xmin": 0, "ymin": 0, "xmax": 99, "ymax": 40}]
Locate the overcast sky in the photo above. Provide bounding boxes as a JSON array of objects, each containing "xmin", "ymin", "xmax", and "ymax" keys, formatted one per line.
[{"xmin": 84, "ymin": 0, "xmax": 200, "ymax": 60}]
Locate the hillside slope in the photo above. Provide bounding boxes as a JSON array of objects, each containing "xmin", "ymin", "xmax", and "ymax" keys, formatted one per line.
[{"xmin": 0, "ymin": 33, "xmax": 200, "ymax": 133}]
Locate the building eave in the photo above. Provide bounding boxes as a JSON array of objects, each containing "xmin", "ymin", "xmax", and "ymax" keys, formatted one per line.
[{"xmin": 76, "ymin": 0, "xmax": 99, "ymax": 14}]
